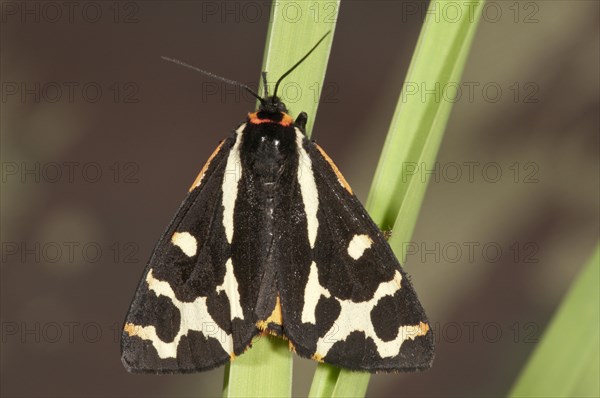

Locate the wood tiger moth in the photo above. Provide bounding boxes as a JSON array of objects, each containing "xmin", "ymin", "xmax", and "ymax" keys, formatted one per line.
[{"xmin": 121, "ymin": 32, "xmax": 434, "ymax": 374}]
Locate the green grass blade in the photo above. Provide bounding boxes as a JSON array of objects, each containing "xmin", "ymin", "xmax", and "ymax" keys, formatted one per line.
[
  {"xmin": 330, "ymin": 372, "xmax": 370, "ymax": 398},
  {"xmin": 225, "ymin": 336, "xmax": 293, "ymax": 398},
  {"xmin": 312, "ymin": 1, "xmax": 485, "ymax": 396},
  {"xmin": 224, "ymin": 1, "xmax": 338, "ymax": 397},
  {"xmin": 308, "ymin": 364, "xmax": 340, "ymax": 397},
  {"xmin": 510, "ymin": 244, "xmax": 600, "ymax": 398},
  {"xmin": 309, "ymin": 365, "xmax": 369, "ymax": 398},
  {"xmin": 260, "ymin": 0, "xmax": 339, "ymax": 137},
  {"xmin": 367, "ymin": 0, "xmax": 485, "ymax": 259}
]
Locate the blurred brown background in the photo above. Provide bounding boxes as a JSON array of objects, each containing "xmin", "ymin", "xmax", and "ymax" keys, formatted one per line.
[{"xmin": 1, "ymin": 0, "xmax": 598, "ymax": 397}]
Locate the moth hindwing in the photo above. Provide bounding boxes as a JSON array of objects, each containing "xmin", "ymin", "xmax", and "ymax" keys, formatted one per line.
[{"xmin": 121, "ymin": 105, "xmax": 434, "ymax": 373}]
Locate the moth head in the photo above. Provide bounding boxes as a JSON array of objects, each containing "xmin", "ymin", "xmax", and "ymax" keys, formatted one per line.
[{"xmin": 258, "ymin": 95, "xmax": 288, "ymax": 114}]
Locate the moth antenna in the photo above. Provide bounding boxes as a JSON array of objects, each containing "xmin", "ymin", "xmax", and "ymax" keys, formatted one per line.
[
  {"xmin": 161, "ymin": 56, "xmax": 265, "ymax": 105},
  {"xmin": 261, "ymin": 71, "xmax": 269, "ymax": 97},
  {"xmin": 273, "ymin": 31, "xmax": 331, "ymax": 98}
]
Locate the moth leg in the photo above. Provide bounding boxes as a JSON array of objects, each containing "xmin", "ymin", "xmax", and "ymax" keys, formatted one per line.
[
  {"xmin": 294, "ymin": 112, "xmax": 308, "ymax": 131},
  {"xmin": 382, "ymin": 229, "xmax": 393, "ymax": 241}
]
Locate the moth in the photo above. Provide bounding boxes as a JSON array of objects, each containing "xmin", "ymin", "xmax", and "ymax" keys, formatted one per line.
[{"xmin": 121, "ymin": 33, "xmax": 434, "ymax": 373}]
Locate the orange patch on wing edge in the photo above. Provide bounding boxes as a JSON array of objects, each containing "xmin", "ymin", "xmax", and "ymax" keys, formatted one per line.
[
  {"xmin": 123, "ymin": 322, "xmax": 138, "ymax": 336},
  {"xmin": 315, "ymin": 144, "xmax": 353, "ymax": 195},
  {"xmin": 189, "ymin": 140, "xmax": 226, "ymax": 192},
  {"xmin": 418, "ymin": 322, "xmax": 430, "ymax": 336},
  {"xmin": 256, "ymin": 295, "xmax": 283, "ymax": 331},
  {"xmin": 288, "ymin": 340, "xmax": 297, "ymax": 353}
]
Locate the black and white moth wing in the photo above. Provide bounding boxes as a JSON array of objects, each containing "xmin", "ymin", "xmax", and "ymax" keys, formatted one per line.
[
  {"xmin": 121, "ymin": 130, "xmax": 259, "ymax": 373},
  {"xmin": 277, "ymin": 134, "xmax": 434, "ymax": 372}
]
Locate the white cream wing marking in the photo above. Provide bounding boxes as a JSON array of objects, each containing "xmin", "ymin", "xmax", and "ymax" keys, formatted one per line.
[
  {"xmin": 295, "ymin": 128, "xmax": 319, "ymax": 248},
  {"xmin": 222, "ymin": 124, "xmax": 245, "ymax": 244},
  {"xmin": 171, "ymin": 232, "xmax": 198, "ymax": 257},
  {"xmin": 301, "ymin": 262, "xmax": 332, "ymax": 324},
  {"xmin": 304, "ymin": 264, "xmax": 424, "ymax": 359},
  {"xmin": 347, "ymin": 234, "xmax": 373, "ymax": 260},
  {"xmin": 216, "ymin": 259, "xmax": 245, "ymax": 320},
  {"xmin": 124, "ymin": 269, "xmax": 234, "ymax": 359}
]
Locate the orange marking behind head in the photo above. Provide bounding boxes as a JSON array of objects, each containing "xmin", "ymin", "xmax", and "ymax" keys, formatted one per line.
[
  {"xmin": 248, "ymin": 112, "xmax": 293, "ymax": 126},
  {"xmin": 315, "ymin": 144, "xmax": 353, "ymax": 195},
  {"xmin": 189, "ymin": 140, "xmax": 226, "ymax": 192}
]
